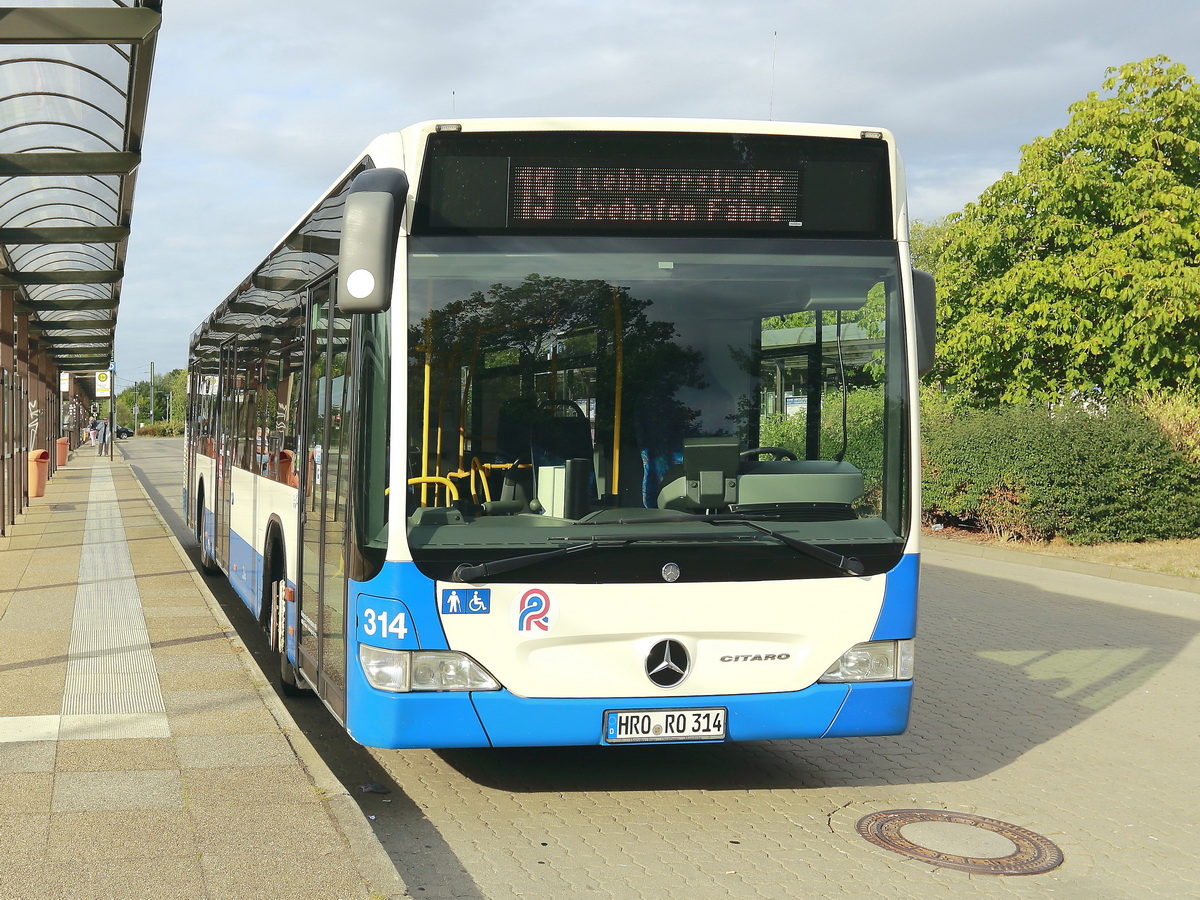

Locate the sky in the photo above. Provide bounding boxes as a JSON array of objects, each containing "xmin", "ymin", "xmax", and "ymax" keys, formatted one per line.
[{"xmin": 113, "ymin": 0, "xmax": 1200, "ymax": 387}]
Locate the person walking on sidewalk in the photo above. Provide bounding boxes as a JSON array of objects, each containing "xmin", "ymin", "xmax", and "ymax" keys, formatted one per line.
[
  {"xmin": 96, "ymin": 416, "xmax": 110, "ymax": 457},
  {"xmin": 87, "ymin": 416, "xmax": 98, "ymax": 446}
]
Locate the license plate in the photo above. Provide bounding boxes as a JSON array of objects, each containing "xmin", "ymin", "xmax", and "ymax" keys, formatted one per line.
[{"xmin": 603, "ymin": 707, "xmax": 727, "ymax": 743}]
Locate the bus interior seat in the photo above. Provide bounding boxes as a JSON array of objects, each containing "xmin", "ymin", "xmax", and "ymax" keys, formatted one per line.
[
  {"xmin": 530, "ymin": 400, "xmax": 595, "ymax": 517},
  {"xmin": 495, "ymin": 397, "xmax": 535, "ymax": 463},
  {"xmin": 493, "ymin": 397, "xmax": 537, "ymax": 511},
  {"xmin": 494, "ymin": 398, "xmax": 594, "ymax": 514},
  {"xmin": 530, "ymin": 399, "xmax": 592, "ymax": 470}
]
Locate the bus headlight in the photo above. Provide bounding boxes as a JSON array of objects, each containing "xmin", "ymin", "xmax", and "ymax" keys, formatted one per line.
[
  {"xmin": 359, "ymin": 646, "xmax": 500, "ymax": 693},
  {"xmin": 412, "ymin": 651, "xmax": 500, "ymax": 691},
  {"xmin": 818, "ymin": 640, "xmax": 914, "ymax": 683}
]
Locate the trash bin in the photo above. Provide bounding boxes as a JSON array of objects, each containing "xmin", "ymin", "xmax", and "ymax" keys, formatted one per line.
[
  {"xmin": 56, "ymin": 437, "xmax": 70, "ymax": 466},
  {"xmin": 278, "ymin": 449, "xmax": 294, "ymax": 486},
  {"xmin": 29, "ymin": 449, "xmax": 50, "ymax": 498}
]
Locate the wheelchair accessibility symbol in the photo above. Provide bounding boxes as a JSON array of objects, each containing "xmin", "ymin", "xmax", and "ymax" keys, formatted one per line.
[{"xmin": 441, "ymin": 588, "xmax": 490, "ymax": 615}]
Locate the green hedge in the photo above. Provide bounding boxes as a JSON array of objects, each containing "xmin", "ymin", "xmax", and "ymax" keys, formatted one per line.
[
  {"xmin": 921, "ymin": 392, "xmax": 1200, "ymax": 544},
  {"xmin": 1139, "ymin": 390, "xmax": 1200, "ymax": 466},
  {"xmin": 135, "ymin": 421, "xmax": 185, "ymax": 437},
  {"xmin": 760, "ymin": 387, "xmax": 886, "ymax": 513},
  {"xmin": 763, "ymin": 387, "xmax": 1200, "ymax": 544}
]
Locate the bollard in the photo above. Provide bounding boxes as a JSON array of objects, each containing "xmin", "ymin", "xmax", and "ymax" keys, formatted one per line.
[{"xmin": 29, "ymin": 449, "xmax": 50, "ymax": 498}]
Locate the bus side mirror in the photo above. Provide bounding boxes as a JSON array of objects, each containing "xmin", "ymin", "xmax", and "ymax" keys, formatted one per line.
[
  {"xmin": 338, "ymin": 168, "xmax": 409, "ymax": 314},
  {"xmin": 912, "ymin": 269, "xmax": 936, "ymax": 376}
]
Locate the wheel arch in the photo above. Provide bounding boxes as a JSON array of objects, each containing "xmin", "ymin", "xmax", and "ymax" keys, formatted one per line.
[
  {"xmin": 193, "ymin": 474, "xmax": 206, "ymax": 525},
  {"xmin": 260, "ymin": 513, "xmax": 288, "ymax": 621}
]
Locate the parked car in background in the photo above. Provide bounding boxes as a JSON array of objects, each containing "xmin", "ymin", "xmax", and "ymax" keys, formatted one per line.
[{"xmin": 115, "ymin": 425, "xmax": 134, "ymax": 440}]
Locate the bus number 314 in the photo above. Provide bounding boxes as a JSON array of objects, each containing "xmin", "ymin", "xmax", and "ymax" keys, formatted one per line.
[{"xmin": 361, "ymin": 608, "xmax": 408, "ymax": 639}]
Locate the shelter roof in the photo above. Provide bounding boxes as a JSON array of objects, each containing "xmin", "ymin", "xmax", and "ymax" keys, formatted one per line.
[{"xmin": 0, "ymin": 1, "xmax": 161, "ymax": 371}]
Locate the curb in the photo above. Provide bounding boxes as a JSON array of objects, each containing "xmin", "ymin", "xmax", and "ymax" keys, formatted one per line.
[
  {"xmin": 923, "ymin": 534, "xmax": 1200, "ymax": 595},
  {"xmin": 122, "ymin": 456, "xmax": 410, "ymax": 899}
]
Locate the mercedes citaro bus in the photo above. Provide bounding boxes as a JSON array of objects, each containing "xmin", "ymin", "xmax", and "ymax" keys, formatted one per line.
[{"xmin": 187, "ymin": 118, "xmax": 935, "ymax": 749}]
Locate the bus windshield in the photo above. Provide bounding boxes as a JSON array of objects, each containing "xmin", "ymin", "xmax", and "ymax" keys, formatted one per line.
[{"xmin": 406, "ymin": 235, "xmax": 909, "ymax": 582}]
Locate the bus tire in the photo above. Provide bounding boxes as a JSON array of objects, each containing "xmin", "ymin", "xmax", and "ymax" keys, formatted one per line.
[
  {"xmin": 264, "ymin": 534, "xmax": 309, "ymax": 697},
  {"xmin": 195, "ymin": 484, "xmax": 220, "ymax": 575}
]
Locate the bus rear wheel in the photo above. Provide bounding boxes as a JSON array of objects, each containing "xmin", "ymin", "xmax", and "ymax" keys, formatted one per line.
[{"xmin": 195, "ymin": 486, "xmax": 220, "ymax": 575}]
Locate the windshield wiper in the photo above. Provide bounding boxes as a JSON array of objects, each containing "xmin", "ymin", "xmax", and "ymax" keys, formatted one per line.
[
  {"xmin": 452, "ymin": 514, "xmax": 865, "ymax": 582},
  {"xmin": 610, "ymin": 513, "xmax": 865, "ymax": 576},
  {"xmin": 453, "ymin": 530, "xmax": 762, "ymax": 582},
  {"xmin": 453, "ymin": 540, "xmax": 603, "ymax": 583}
]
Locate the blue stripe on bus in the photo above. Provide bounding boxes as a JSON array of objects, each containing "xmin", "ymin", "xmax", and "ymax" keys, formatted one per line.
[
  {"xmin": 221, "ymin": 528, "xmax": 300, "ymax": 664},
  {"xmin": 226, "ymin": 526, "xmax": 263, "ymax": 617},
  {"xmin": 349, "ymin": 560, "xmax": 448, "ymax": 649},
  {"xmin": 474, "ymin": 687, "xmax": 853, "ymax": 746},
  {"xmin": 481, "ymin": 681, "xmax": 911, "ymax": 744},
  {"xmin": 871, "ymin": 552, "xmax": 918, "ymax": 640},
  {"xmin": 345, "ymin": 561, "xmax": 474, "ymax": 745},
  {"xmin": 820, "ymin": 681, "xmax": 912, "ymax": 736},
  {"xmin": 343, "ymin": 680, "xmax": 911, "ymax": 749},
  {"xmin": 347, "ymin": 669, "xmax": 491, "ymax": 748}
]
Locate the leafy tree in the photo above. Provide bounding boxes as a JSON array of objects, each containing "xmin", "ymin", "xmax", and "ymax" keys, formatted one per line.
[
  {"xmin": 159, "ymin": 368, "xmax": 188, "ymax": 421},
  {"xmin": 935, "ymin": 56, "xmax": 1200, "ymax": 404},
  {"xmin": 116, "ymin": 366, "xmax": 188, "ymax": 426},
  {"xmin": 909, "ymin": 217, "xmax": 951, "ymax": 279}
]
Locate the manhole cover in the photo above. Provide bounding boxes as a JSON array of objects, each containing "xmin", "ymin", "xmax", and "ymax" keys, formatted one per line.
[{"xmin": 857, "ymin": 809, "xmax": 1064, "ymax": 875}]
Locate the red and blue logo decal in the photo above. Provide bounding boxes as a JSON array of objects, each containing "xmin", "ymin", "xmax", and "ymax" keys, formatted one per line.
[{"xmin": 515, "ymin": 588, "xmax": 553, "ymax": 632}]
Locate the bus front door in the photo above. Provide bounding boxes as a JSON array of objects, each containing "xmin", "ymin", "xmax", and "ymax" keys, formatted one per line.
[{"xmin": 297, "ymin": 280, "xmax": 354, "ymax": 722}]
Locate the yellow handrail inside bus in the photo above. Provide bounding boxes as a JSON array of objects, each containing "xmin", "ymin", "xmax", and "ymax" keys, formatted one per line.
[
  {"xmin": 610, "ymin": 285, "xmax": 623, "ymax": 496},
  {"xmin": 420, "ymin": 315, "xmax": 432, "ymax": 506},
  {"xmin": 443, "ymin": 457, "xmax": 494, "ymax": 505},
  {"xmin": 407, "ymin": 476, "xmax": 459, "ymax": 506},
  {"xmin": 469, "ymin": 457, "xmax": 492, "ymax": 503}
]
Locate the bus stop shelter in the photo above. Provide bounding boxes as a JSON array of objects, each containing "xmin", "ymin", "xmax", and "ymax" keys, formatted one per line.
[{"xmin": 0, "ymin": 1, "xmax": 160, "ymax": 533}]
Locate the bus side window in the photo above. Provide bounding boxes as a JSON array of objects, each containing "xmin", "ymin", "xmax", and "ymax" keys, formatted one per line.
[
  {"xmin": 271, "ymin": 333, "xmax": 304, "ymax": 485},
  {"xmin": 237, "ymin": 360, "xmax": 262, "ymax": 472},
  {"xmin": 284, "ymin": 345, "xmax": 304, "ymax": 484}
]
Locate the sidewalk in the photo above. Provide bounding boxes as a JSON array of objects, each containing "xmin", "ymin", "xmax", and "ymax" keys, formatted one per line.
[
  {"xmin": 924, "ymin": 534, "xmax": 1200, "ymax": 594},
  {"xmin": 0, "ymin": 451, "xmax": 407, "ymax": 899}
]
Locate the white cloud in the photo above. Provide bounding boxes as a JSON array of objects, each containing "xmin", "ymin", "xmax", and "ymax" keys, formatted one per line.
[{"xmin": 114, "ymin": 0, "xmax": 1200, "ymax": 376}]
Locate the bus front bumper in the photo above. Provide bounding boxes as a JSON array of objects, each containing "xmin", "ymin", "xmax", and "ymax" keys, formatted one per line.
[{"xmin": 345, "ymin": 678, "xmax": 912, "ymax": 749}]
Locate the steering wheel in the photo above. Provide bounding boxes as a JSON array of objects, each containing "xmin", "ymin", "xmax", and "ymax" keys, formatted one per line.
[{"xmin": 740, "ymin": 446, "xmax": 798, "ymax": 461}]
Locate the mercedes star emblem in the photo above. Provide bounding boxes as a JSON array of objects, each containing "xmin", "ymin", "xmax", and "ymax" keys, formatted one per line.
[{"xmin": 646, "ymin": 639, "xmax": 689, "ymax": 688}]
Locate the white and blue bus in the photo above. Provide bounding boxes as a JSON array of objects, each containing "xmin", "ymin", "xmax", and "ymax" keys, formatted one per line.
[{"xmin": 186, "ymin": 118, "xmax": 935, "ymax": 749}]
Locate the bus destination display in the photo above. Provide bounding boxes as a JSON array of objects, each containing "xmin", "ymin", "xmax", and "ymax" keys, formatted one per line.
[
  {"xmin": 416, "ymin": 131, "xmax": 893, "ymax": 238},
  {"xmin": 511, "ymin": 164, "xmax": 801, "ymax": 228}
]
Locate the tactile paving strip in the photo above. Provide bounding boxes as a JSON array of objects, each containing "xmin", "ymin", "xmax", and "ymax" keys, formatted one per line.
[{"xmin": 60, "ymin": 466, "xmax": 166, "ymax": 722}]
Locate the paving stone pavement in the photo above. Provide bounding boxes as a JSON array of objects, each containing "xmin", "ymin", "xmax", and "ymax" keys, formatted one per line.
[
  {"xmin": 363, "ymin": 548, "xmax": 1200, "ymax": 899},
  {"xmin": 6, "ymin": 442, "xmax": 1197, "ymax": 899},
  {"xmin": 0, "ymin": 450, "xmax": 407, "ymax": 899}
]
